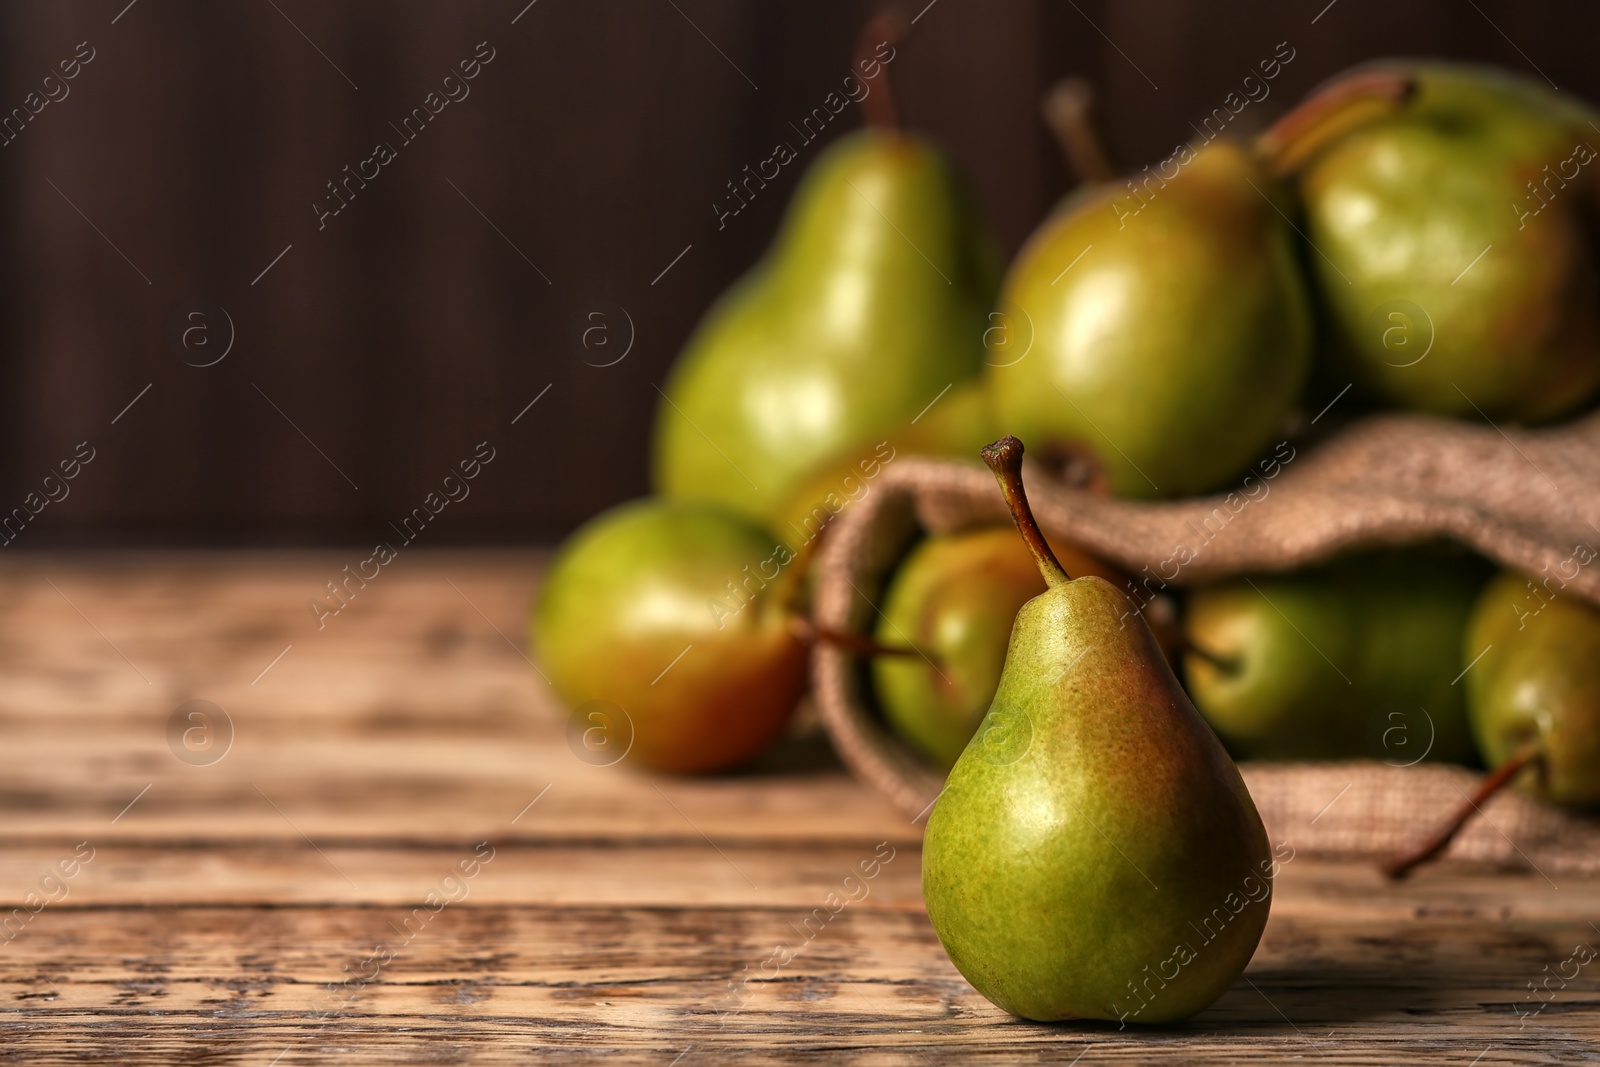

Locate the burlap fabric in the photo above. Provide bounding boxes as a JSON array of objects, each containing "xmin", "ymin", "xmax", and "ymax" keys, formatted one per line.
[{"xmin": 811, "ymin": 408, "xmax": 1600, "ymax": 875}]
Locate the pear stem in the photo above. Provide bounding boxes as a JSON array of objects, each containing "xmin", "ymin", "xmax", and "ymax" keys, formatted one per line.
[
  {"xmin": 981, "ymin": 436, "xmax": 1070, "ymax": 587},
  {"xmin": 855, "ymin": 10, "xmax": 907, "ymax": 132},
  {"xmin": 1041, "ymin": 77, "xmax": 1116, "ymax": 184},
  {"xmin": 790, "ymin": 616, "xmax": 920, "ymax": 658},
  {"xmin": 1258, "ymin": 68, "xmax": 1415, "ymax": 178},
  {"xmin": 1378, "ymin": 739, "xmax": 1544, "ymax": 881}
]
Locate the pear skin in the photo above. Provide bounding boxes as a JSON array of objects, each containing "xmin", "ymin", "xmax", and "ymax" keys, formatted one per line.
[
  {"xmin": 873, "ymin": 527, "xmax": 1133, "ymax": 771},
  {"xmin": 1381, "ymin": 567, "xmax": 1600, "ymax": 878},
  {"xmin": 1277, "ymin": 61, "xmax": 1600, "ymax": 421},
  {"xmin": 988, "ymin": 139, "xmax": 1312, "ymax": 498},
  {"xmin": 655, "ymin": 130, "xmax": 998, "ymax": 527},
  {"xmin": 1183, "ymin": 548, "xmax": 1488, "ymax": 762},
  {"xmin": 1465, "ymin": 570, "xmax": 1600, "ymax": 806},
  {"xmin": 771, "ymin": 379, "xmax": 999, "ymax": 555},
  {"xmin": 532, "ymin": 499, "xmax": 807, "ymax": 773},
  {"xmin": 922, "ymin": 438, "xmax": 1272, "ymax": 1024}
]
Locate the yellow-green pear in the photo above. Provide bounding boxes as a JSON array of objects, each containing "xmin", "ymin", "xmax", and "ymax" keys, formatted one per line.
[
  {"xmin": 988, "ymin": 139, "xmax": 1312, "ymax": 498},
  {"xmin": 923, "ymin": 437, "xmax": 1273, "ymax": 1025},
  {"xmin": 654, "ymin": 125, "xmax": 998, "ymax": 527}
]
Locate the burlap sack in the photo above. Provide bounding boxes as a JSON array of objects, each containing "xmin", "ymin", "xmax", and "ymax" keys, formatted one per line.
[{"xmin": 811, "ymin": 408, "xmax": 1600, "ymax": 875}]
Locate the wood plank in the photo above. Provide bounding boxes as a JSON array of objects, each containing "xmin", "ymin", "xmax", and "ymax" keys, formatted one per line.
[
  {"xmin": 0, "ymin": 889, "xmax": 1594, "ymax": 1062},
  {"xmin": 0, "ymin": 858, "xmax": 1595, "ymax": 1062},
  {"xmin": 3, "ymin": 554, "xmax": 1597, "ymax": 1061},
  {"xmin": 0, "ymin": 738, "xmax": 916, "ymax": 846},
  {"xmin": 0, "ymin": 553, "xmax": 914, "ymax": 845},
  {"xmin": 0, "ymin": 840, "xmax": 1592, "ymax": 920},
  {"xmin": 0, "ymin": 841, "xmax": 923, "ymax": 910}
]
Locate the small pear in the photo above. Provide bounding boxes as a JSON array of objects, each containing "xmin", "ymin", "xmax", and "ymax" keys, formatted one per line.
[
  {"xmin": 873, "ymin": 527, "xmax": 1137, "ymax": 770},
  {"xmin": 1265, "ymin": 61, "xmax": 1600, "ymax": 421},
  {"xmin": 532, "ymin": 499, "xmax": 808, "ymax": 773},
  {"xmin": 922, "ymin": 437, "xmax": 1272, "ymax": 1025},
  {"xmin": 1464, "ymin": 571, "xmax": 1600, "ymax": 806},
  {"xmin": 1183, "ymin": 548, "xmax": 1488, "ymax": 762},
  {"xmin": 1382, "ymin": 569, "xmax": 1600, "ymax": 878},
  {"xmin": 987, "ymin": 138, "xmax": 1313, "ymax": 498}
]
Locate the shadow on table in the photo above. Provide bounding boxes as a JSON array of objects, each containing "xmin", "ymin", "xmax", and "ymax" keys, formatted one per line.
[{"xmin": 731, "ymin": 728, "xmax": 849, "ymax": 779}]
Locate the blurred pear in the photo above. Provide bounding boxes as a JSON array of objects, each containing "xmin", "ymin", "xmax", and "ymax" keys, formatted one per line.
[
  {"xmin": 873, "ymin": 525, "xmax": 1138, "ymax": 770},
  {"xmin": 533, "ymin": 499, "xmax": 807, "ymax": 773},
  {"xmin": 655, "ymin": 128, "xmax": 999, "ymax": 528},
  {"xmin": 988, "ymin": 138, "xmax": 1312, "ymax": 498},
  {"xmin": 1265, "ymin": 61, "xmax": 1600, "ymax": 421},
  {"xmin": 1184, "ymin": 547, "xmax": 1488, "ymax": 762}
]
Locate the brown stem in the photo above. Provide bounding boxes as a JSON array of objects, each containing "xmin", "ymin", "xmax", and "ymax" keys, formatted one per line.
[
  {"xmin": 1041, "ymin": 77, "xmax": 1116, "ymax": 184},
  {"xmin": 981, "ymin": 436, "xmax": 1070, "ymax": 587},
  {"xmin": 1378, "ymin": 740, "xmax": 1544, "ymax": 881},
  {"xmin": 1258, "ymin": 67, "xmax": 1416, "ymax": 178},
  {"xmin": 790, "ymin": 616, "xmax": 920, "ymax": 658},
  {"xmin": 855, "ymin": 9, "xmax": 907, "ymax": 131}
]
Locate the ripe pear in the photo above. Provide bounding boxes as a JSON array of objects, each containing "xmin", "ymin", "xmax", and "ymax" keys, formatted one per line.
[
  {"xmin": 923, "ymin": 437, "xmax": 1272, "ymax": 1025},
  {"xmin": 1383, "ymin": 569, "xmax": 1600, "ymax": 878},
  {"xmin": 1464, "ymin": 571, "xmax": 1600, "ymax": 806},
  {"xmin": 532, "ymin": 499, "xmax": 807, "ymax": 773},
  {"xmin": 1265, "ymin": 61, "xmax": 1600, "ymax": 421},
  {"xmin": 987, "ymin": 138, "xmax": 1312, "ymax": 498},
  {"xmin": 655, "ymin": 128, "xmax": 999, "ymax": 528},
  {"xmin": 872, "ymin": 527, "xmax": 1156, "ymax": 770},
  {"xmin": 1183, "ymin": 548, "xmax": 1489, "ymax": 762}
]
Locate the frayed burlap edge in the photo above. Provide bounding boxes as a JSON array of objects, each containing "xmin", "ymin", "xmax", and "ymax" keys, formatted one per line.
[{"xmin": 812, "ymin": 408, "xmax": 1600, "ymax": 875}]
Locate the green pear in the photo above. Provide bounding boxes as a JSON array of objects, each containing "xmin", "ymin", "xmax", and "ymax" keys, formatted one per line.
[
  {"xmin": 1183, "ymin": 548, "xmax": 1489, "ymax": 762},
  {"xmin": 1382, "ymin": 567, "xmax": 1600, "ymax": 878},
  {"xmin": 655, "ymin": 128, "xmax": 999, "ymax": 528},
  {"xmin": 987, "ymin": 138, "xmax": 1312, "ymax": 498},
  {"xmin": 1266, "ymin": 61, "xmax": 1600, "ymax": 421},
  {"xmin": 1464, "ymin": 570, "xmax": 1600, "ymax": 807},
  {"xmin": 923, "ymin": 437, "xmax": 1273, "ymax": 1025},
  {"xmin": 532, "ymin": 499, "xmax": 807, "ymax": 774},
  {"xmin": 872, "ymin": 527, "xmax": 1140, "ymax": 771}
]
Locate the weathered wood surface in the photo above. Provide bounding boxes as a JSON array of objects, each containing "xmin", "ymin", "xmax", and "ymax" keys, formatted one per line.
[{"xmin": 0, "ymin": 553, "xmax": 1595, "ymax": 1063}]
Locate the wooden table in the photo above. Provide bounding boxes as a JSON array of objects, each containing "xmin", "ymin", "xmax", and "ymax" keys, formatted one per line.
[{"xmin": 0, "ymin": 552, "xmax": 1595, "ymax": 1063}]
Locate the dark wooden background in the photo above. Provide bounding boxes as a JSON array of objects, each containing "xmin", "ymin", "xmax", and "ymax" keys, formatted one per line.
[{"xmin": 0, "ymin": 0, "xmax": 1596, "ymax": 546}]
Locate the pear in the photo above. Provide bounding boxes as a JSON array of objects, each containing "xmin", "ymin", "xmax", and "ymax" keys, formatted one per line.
[
  {"xmin": 922, "ymin": 437, "xmax": 1273, "ymax": 1025},
  {"xmin": 1382, "ymin": 570, "xmax": 1600, "ymax": 878},
  {"xmin": 1183, "ymin": 548, "xmax": 1488, "ymax": 762},
  {"xmin": 1264, "ymin": 61, "xmax": 1600, "ymax": 421},
  {"xmin": 873, "ymin": 527, "xmax": 1164, "ymax": 770},
  {"xmin": 532, "ymin": 499, "xmax": 808, "ymax": 773},
  {"xmin": 654, "ymin": 121, "xmax": 998, "ymax": 527},
  {"xmin": 987, "ymin": 138, "xmax": 1312, "ymax": 498},
  {"xmin": 1464, "ymin": 571, "xmax": 1600, "ymax": 806}
]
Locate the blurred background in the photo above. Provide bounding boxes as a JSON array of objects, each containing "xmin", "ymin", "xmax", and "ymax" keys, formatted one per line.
[{"xmin": 1, "ymin": 0, "xmax": 1596, "ymax": 546}]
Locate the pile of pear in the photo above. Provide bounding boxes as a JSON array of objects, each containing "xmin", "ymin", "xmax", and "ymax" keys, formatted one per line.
[
  {"xmin": 536, "ymin": 56, "xmax": 1600, "ymax": 771},
  {"xmin": 533, "ymin": 108, "xmax": 1003, "ymax": 773},
  {"xmin": 528, "ymin": 47, "xmax": 1600, "ymax": 1025}
]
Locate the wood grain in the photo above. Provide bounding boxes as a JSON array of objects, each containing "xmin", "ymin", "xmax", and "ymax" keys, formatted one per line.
[
  {"xmin": 0, "ymin": 553, "xmax": 1594, "ymax": 1062},
  {"xmin": 2, "ymin": 896, "xmax": 1597, "ymax": 1063}
]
